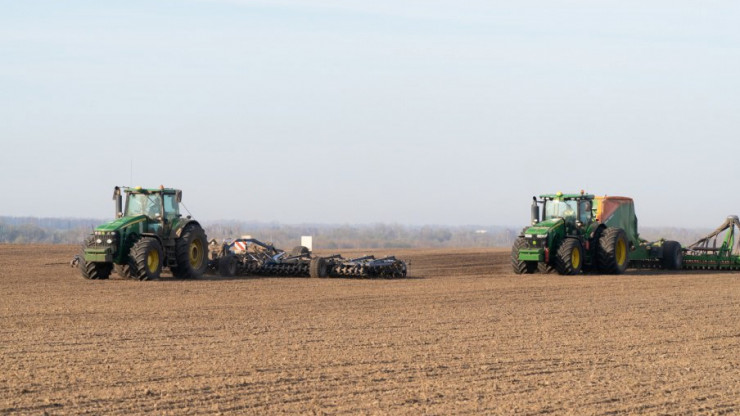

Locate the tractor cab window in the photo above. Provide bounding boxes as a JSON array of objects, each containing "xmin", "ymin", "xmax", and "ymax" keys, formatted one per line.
[
  {"xmin": 163, "ymin": 194, "xmax": 179, "ymax": 220},
  {"xmin": 579, "ymin": 200, "xmax": 592, "ymax": 224},
  {"xmin": 125, "ymin": 193, "xmax": 163, "ymax": 219},
  {"xmin": 545, "ymin": 200, "xmax": 578, "ymax": 222}
]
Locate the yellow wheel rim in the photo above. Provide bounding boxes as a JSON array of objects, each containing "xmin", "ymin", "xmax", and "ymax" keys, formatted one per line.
[
  {"xmin": 616, "ymin": 239, "xmax": 627, "ymax": 266},
  {"xmin": 147, "ymin": 249, "xmax": 159, "ymax": 273},
  {"xmin": 571, "ymin": 246, "xmax": 580, "ymax": 269},
  {"xmin": 189, "ymin": 239, "xmax": 203, "ymax": 268}
]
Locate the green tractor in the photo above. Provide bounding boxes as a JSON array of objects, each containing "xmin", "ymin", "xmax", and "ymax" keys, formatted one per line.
[
  {"xmin": 77, "ymin": 186, "xmax": 209, "ymax": 281},
  {"xmin": 511, "ymin": 192, "xmax": 683, "ymax": 275}
]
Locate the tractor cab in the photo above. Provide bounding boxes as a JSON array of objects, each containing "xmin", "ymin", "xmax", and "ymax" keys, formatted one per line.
[
  {"xmin": 115, "ymin": 186, "xmax": 183, "ymax": 234},
  {"xmin": 122, "ymin": 186, "xmax": 181, "ymax": 219},
  {"xmin": 536, "ymin": 192, "xmax": 595, "ymax": 231}
]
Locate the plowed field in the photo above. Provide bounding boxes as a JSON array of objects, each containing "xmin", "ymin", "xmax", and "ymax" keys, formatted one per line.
[{"xmin": 1, "ymin": 245, "xmax": 739, "ymax": 414}]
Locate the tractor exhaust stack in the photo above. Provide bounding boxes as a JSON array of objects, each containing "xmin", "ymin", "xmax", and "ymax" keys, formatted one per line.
[
  {"xmin": 113, "ymin": 186, "xmax": 122, "ymax": 218},
  {"xmin": 530, "ymin": 197, "xmax": 540, "ymax": 225}
]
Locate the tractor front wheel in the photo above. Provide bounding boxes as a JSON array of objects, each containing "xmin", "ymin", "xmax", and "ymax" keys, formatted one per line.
[
  {"xmin": 129, "ymin": 237, "xmax": 163, "ymax": 281},
  {"xmin": 81, "ymin": 262, "xmax": 112, "ymax": 280},
  {"xmin": 172, "ymin": 224, "xmax": 208, "ymax": 279},
  {"xmin": 555, "ymin": 239, "xmax": 583, "ymax": 275},
  {"xmin": 114, "ymin": 264, "xmax": 132, "ymax": 279},
  {"xmin": 538, "ymin": 262, "xmax": 556, "ymax": 274},
  {"xmin": 80, "ymin": 259, "xmax": 112, "ymax": 280},
  {"xmin": 511, "ymin": 237, "xmax": 537, "ymax": 274},
  {"xmin": 78, "ymin": 243, "xmax": 112, "ymax": 280}
]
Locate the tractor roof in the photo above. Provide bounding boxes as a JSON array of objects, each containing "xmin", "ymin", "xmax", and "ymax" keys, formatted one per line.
[
  {"xmin": 125, "ymin": 186, "xmax": 180, "ymax": 194},
  {"xmin": 539, "ymin": 192, "xmax": 594, "ymax": 200}
]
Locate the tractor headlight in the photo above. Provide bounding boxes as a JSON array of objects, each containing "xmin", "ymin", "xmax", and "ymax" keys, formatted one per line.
[
  {"xmin": 96, "ymin": 238, "xmax": 103, "ymax": 244},
  {"xmin": 106, "ymin": 238, "xmax": 113, "ymax": 244}
]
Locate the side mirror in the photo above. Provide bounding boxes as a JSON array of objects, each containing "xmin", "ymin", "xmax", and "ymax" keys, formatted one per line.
[{"xmin": 176, "ymin": 190, "xmax": 182, "ymax": 203}]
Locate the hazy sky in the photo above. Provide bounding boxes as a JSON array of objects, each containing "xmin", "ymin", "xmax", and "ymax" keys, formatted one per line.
[{"xmin": 1, "ymin": 0, "xmax": 739, "ymax": 227}]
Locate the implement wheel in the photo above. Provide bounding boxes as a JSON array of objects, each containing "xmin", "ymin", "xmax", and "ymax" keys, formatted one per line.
[
  {"xmin": 172, "ymin": 224, "xmax": 208, "ymax": 279},
  {"xmin": 129, "ymin": 237, "xmax": 163, "ymax": 281},
  {"xmin": 555, "ymin": 239, "xmax": 583, "ymax": 275},
  {"xmin": 219, "ymin": 254, "xmax": 238, "ymax": 277},
  {"xmin": 661, "ymin": 240, "xmax": 683, "ymax": 270},
  {"xmin": 597, "ymin": 228, "xmax": 629, "ymax": 274},
  {"xmin": 511, "ymin": 237, "xmax": 537, "ymax": 274},
  {"xmin": 309, "ymin": 257, "xmax": 328, "ymax": 278},
  {"xmin": 291, "ymin": 246, "xmax": 310, "ymax": 257}
]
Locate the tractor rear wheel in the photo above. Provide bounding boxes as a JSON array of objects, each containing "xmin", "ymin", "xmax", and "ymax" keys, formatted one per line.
[
  {"xmin": 555, "ymin": 239, "xmax": 583, "ymax": 275},
  {"xmin": 219, "ymin": 254, "xmax": 238, "ymax": 277},
  {"xmin": 129, "ymin": 237, "xmax": 163, "ymax": 281},
  {"xmin": 171, "ymin": 224, "xmax": 208, "ymax": 279},
  {"xmin": 511, "ymin": 237, "xmax": 537, "ymax": 274},
  {"xmin": 597, "ymin": 228, "xmax": 629, "ymax": 274},
  {"xmin": 661, "ymin": 240, "xmax": 682, "ymax": 270},
  {"xmin": 309, "ymin": 257, "xmax": 328, "ymax": 278}
]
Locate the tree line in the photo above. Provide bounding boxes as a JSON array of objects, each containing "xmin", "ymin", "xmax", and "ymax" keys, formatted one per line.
[{"xmin": 0, "ymin": 216, "xmax": 712, "ymax": 249}]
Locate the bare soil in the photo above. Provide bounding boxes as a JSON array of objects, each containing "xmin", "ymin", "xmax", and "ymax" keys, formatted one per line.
[{"xmin": 1, "ymin": 244, "xmax": 738, "ymax": 415}]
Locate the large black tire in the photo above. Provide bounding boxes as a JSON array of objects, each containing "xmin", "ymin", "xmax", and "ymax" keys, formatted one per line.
[
  {"xmin": 661, "ymin": 240, "xmax": 683, "ymax": 270},
  {"xmin": 81, "ymin": 261, "xmax": 112, "ymax": 280},
  {"xmin": 114, "ymin": 264, "xmax": 132, "ymax": 279},
  {"xmin": 291, "ymin": 246, "xmax": 310, "ymax": 257},
  {"xmin": 538, "ymin": 262, "xmax": 556, "ymax": 274},
  {"xmin": 78, "ymin": 243, "xmax": 111, "ymax": 280},
  {"xmin": 219, "ymin": 254, "xmax": 238, "ymax": 277},
  {"xmin": 511, "ymin": 237, "xmax": 537, "ymax": 274},
  {"xmin": 597, "ymin": 228, "xmax": 629, "ymax": 274},
  {"xmin": 79, "ymin": 259, "xmax": 112, "ymax": 280},
  {"xmin": 171, "ymin": 224, "xmax": 208, "ymax": 279},
  {"xmin": 555, "ymin": 239, "xmax": 583, "ymax": 275},
  {"xmin": 129, "ymin": 237, "xmax": 163, "ymax": 281},
  {"xmin": 309, "ymin": 257, "xmax": 328, "ymax": 278}
]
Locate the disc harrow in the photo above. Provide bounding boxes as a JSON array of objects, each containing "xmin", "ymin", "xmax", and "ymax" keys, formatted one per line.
[
  {"xmin": 208, "ymin": 238, "xmax": 408, "ymax": 279},
  {"xmin": 319, "ymin": 255, "xmax": 407, "ymax": 278}
]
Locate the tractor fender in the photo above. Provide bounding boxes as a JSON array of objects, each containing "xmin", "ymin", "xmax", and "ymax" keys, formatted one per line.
[
  {"xmin": 174, "ymin": 219, "xmax": 202, "ymax": 238},
  {"xmin": 589, "ymin": 224, "xmax": 607, "ymax": 241},
  {"xmin": 139, "ymin": 233, "xmax": 165, "ymax": 247},
  {"xmin": 584, "ymin": 224, "xmax": 607, "ymax": 253}
]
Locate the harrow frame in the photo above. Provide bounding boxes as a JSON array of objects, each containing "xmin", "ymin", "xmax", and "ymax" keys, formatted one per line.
[{"xmin": 682, "ymin": 216, "xmax": 740, "ymax": 270}]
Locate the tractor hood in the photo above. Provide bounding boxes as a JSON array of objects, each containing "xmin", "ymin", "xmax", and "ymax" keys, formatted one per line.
[
  {"xmin": 94, "ymin": 215, "xmax": 148, "ymax": 233},
  {"xmin": 523, "ymin": 218, "xmax": 564, "ymax": 236}
]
